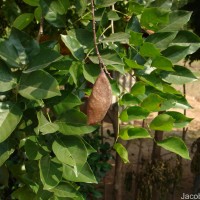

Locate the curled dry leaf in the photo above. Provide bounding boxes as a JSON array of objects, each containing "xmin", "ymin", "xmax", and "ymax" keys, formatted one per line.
[{"xmin": 87, "ymin": 70, "xmax": 112, "ymax": 125}]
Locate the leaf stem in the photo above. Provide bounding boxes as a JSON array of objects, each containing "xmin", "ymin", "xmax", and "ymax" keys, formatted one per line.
[{"xmin": 37, "ymin": 17, "xmax": 44, "ymax": 42}]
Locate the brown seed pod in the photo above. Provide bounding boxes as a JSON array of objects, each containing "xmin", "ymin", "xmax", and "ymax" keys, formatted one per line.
[{"xmin": 87, "ymin": 70, "xmax": 112, "ymax": 125}]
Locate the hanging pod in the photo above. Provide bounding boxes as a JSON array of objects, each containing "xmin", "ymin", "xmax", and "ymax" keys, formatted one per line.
[{"xmin": 87, "ymin": 70, "xmax": 112, "ymax": 125}]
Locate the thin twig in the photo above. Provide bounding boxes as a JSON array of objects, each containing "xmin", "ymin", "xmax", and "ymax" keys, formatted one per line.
[
  {"xmin": 37, "ymin": 17, "xmax": 44, "ymax": 42},
  {"xmin": 91, "ymin": 0, "xmax": 112, "ymax": 79}
]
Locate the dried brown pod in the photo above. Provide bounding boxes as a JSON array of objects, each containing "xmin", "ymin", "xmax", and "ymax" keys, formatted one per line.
[{"xmin": 87, "ymin": 70, "xmax": 112, "ymax": 125}]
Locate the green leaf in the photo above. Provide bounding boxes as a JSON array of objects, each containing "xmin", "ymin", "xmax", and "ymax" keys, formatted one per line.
[
  {"xmin": 11, "ymin": 186, "xmax": 36, "ymax": 200},
  {"xmin": 169, "ymin": 30, "xmax": 200, "ymax": 54},
  {"xmin": 157, "ymin": 137, "xmax": 190, "ymax": 159},
  {"xmin": 50, "ymin": 182, "xmax": 81, "ymax": 198},
  {"xmin": 124, "ymin": 58, "xmax": 144, "ymax": 70},
  {"xmin": 119, "ymin": 125, "xmax": 151, "ymax": 140},
  {"xmin": 140, "ymin": 7, "xmax": 169, "ymax": 31},
  {"xmin": 63, "ymin": 162, "xmax": 97, "ymax": 183},
  {"xmin": 0, "ymin": 62, "xmax": 17, "ymax": 92},
  {"xmin": 34, "ymin": 6, "xmax": 42, "ymax": 22},
  {"xmin": 110, "ymin": 79, "xmax": 121, "ymax": 96},
  {"xmin": 23, "ymin": 0, "xmax": 39, "ymax": 6},
  {"xmin": 53, "ymin": 93, "xmax": 82, "ymax": 115},
  {"xmin": 150, "ymin": 114, "xmax": 175, "ymax": 131},
  {"xmin": 52, "ymin": 135, "xmax": 87, "ymax": 172},
  {"xmin": 141, "ymin": 94, "xmax": 164, "ymax": 112},
  {"xmin": 129, "ymin": 31, "xmax": 143, "ymax": 46},
  {"xmin": 151, "ymin": 56, "xmax": 174, "ymax": 71},
  {"xmin": 40, "ymin": 0, "xmax": 66, "ymax": 27},
  {"xmin": 107, "ymin": 10, "xmax": 120, "ymax": 21},
  {"xmin": 140, "ymin": 42, "xmax": 161, "ymax": 58},
  {"xmin": 13, "ymin": 13, "xmax": 34, "ymax": 30},
  {"xmin": 160, "ymin": 65, "xmax": 197, "ymax": 84},
  {"xmin": 0, "ymin": 40, "xmax": 20, "ymax": 68},
  {"xmin": 19, "ymin": 70, "xmax": 61, "ymax": 100},
  {"xmin": 113, "ymin": 143, "xmax": 129, "ymax": 163},
  {"xmin": 160, "ymin": 11, "xmax": 192, "ymax": 32},
  {"xmin": 39, "ymin": 156, "xmax": 63, "ymax": 190},
  {"xmin": 24, "ymin": 48, "xmax": 63, "ymax": 73},
  {"xmin": 139, "ymin": 73, "xmax": 163, "ymax": 91},
  {"xmin": 0, "ymin": 140, "xmax": 15, "ymax": 166},
  {"xmin": 9, "ymin": 28, "xmax": 40, "ymax": 65},
  {"xmin": 61, "ymin": 35, "xmax": 84, "ymax": 60},
  {"xmin": 36, "ymin": 111, "xmax": 59, "ymax": 134},
  {"xmin": 50, "ymin": 0, "xmax": 70, "ymax": 15},
  {"xmin": 150, "ymin": 0, "xmax": 172, "ymax": 10},
  {"xmin": 128, "ymin": 2, "xmax": 144, "ymax": 15},
  {"xmin": 75, "ymin": 0, "xmax": 87, "ymax": 16},
  {"xmin": 102, "ymin": 32, "xmax": 130, "ymax": 43},
  {"xmin": 162, "ymin": 45, "xmax": 190, "ymax": 63},
  {"xmin": 95, "ymin": 0, "xmax": 122, "ymax": 7},
  {"xmin": 89, "ymin": 52, "xmax": 124, "ymax": 66},
  {"xmin": 146, "ymin": 32, "xmax": 177, "ymax": 50},
  {"xmin": 131, "ymin": 81, "xmax": 145, "ymax": 96},
  {"xmin": 120, "ymin": 106, "xmax": 149, "ymax": 122},
  {"xmin": 120, "ymin": 94, "xmax": 140, "ymax": 106},
  {"xmin": 82, "ymin": 64, "xmax": 100, "ymax": 84},
  {"xmin": 25, "ymin": 136, "xmax": 48, "ymax": 160},
  {"xmin": 165, "ymin": 111, "xmax": 193, "ymax": 128},
  {"xmin": 0, "ymin": 102, "xmax": 22, "ymax": 143}
]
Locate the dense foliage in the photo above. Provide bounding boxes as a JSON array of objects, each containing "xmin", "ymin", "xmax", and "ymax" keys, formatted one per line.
[{"xmin": 0, "ymin": 0, "xmax": 200, "ymax": 199}]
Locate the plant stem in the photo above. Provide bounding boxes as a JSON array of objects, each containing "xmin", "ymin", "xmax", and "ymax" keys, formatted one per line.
[
  {"xmin": 37, "ymin": 17, "xmax": 44, "ymax": 42},
  {"xmin": 91, "ymin": 0, "xmax": 112, "ymax": 79}
]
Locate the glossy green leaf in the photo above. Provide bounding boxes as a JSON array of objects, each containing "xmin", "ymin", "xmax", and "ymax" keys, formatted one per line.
[
  {"xmin": 150, "ymin": 114, "xmax": 175, "ymax": 131},
  {"xmin": 0, "ymin": 102, "xmax": 22, "ymax": 143},
  {"xmin": 119, "ymin": 125, "xmax": 151, "ymax": 140},
  {"xmin": 82, "ymin": 64, "xmax": 100, "ymax": 84},
  {"xmin": 114, "ymin": 143, "xmax": 129, "ymax": 163},
  {"xmin": 52, "ymin": 135, "xmax": 87, "ymax": 173},
  {"xmin": 141, "ymin": 94, "xmax": 164, "ymax": 112},
  {"xmin": 75, "ymin": 0, "xmax": 87, "ymax": 16},
  {"xmin": 36, "ymin": 111, "xmax": 59, "ymax": 134},
  {"xmin": 0, "ymin": 140, "xmax": 15, "ymax": 166},
  {"xmin": 139, "ymin": 73, "xmax": 163, "ymax": 91},
  {"xmin": 165, "ymin": 111, "xmax": 193, "ymax": 128},
  {"xmin": 110, "ymin": 79, "xmax": 121, "ymax": 96},
  {"xmin": 160, "ymin": 65, "xmax": 197, "ymax": 84},
  {"xmin": 120, "ymin": 106, "xmax": 149, "ymax": 122},
  {"xmin": 131, "ymin": 81, "xmax": 145, "ymax": 96},
  {"xmin": 169, "ymin": 30, "xmax": 200, "ymax": 54},
  {"xmin": 146, "ymin": 32, "xmax": 177, "ymax": 50},
  {"xmin": 129, "ymin": 31, "xmax": 143, "ymax": 46},
  {"xmin": 128, "ymin": 2, "xmax": 144, "ymax": 15},
  {"xmin": 102, "ymin": 32, "xmax": 130, "ymax": 43},
  {"xmin": 0, "ymin": 40, "xmax": 20, "ymax": 68},
  {"xmin": 63, "ymin": 162, "xmax": 97, "ymax": 183},
  {"xmin": 61, "ymin": 35, "xmax": 84, "ymax": 60},
  {"xmin": 160, "ymin": 11, "xmax": 192, "ymax": 32},
  {"xmin": 157, "ymin": 137, "xmax": 190, "ymax": 159},
  {"xmin": 39, "ymin": 156, "xmax": 63, "ymax": 190},
  {"xmin": 34, "ymin": 6, "xmax": 42, "ymax": 22},
  {"xmin": 50, "ymin": 182, "xmax": 81, "ymax": 198},
  {"xmin": 40, "ymin": 0, "xmax": 66, "ymax": 27},
  {"xmin": 124, "ymin": 58, "xmax": 144, "ymax": 69},
  {"xmin": 23, "ymin": 0, "xmax": 39, "ymax": 6},
  {"xmin": 0, "ymin": 63, "xmax": 17, "ymax": 92},
  {"xmin": 25, "ymin": 136, "xmax": 48, "ymax": 160},
  {"xmin": 89, "ymin": 52, "xmax": 123, "ymax": 66},
  {"xmin": 151, "ymin": 56, "xmax": 174, "ymax": 71},
  {"xmin": 13, "ymin": 13, "xmax": 34, "ymax": 30},
  {"xmin": 162, "ymin": 45, "xmax": 190, "ymax": 63},
  {"xmin": 50, "ymin": 0, "xmax": 70, "ymax": 15},
  {"xmin": 24, "ymin": 48, "xmax": 63, "ymax": 73},
  {"xmin": 150, "ymin": 0, "xmax": 172, "ymax": 10},
  {"xmin": 140, "ymin": 7, "xmax": 169, "ymax": 31},
  {"xmin": 53, "ymin": 93, "xmax": 82, "ymax": 115},
  {"xmin": 19, "ymin": 70, "xmax": 61, "ymax": 100},
  {"xmin": 120, "ymin": 94, "xmax": 140, "ymax": 106},
  {"xmin": 140, "ymin": 42, "xmax": 161, "ymax": 58}
]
